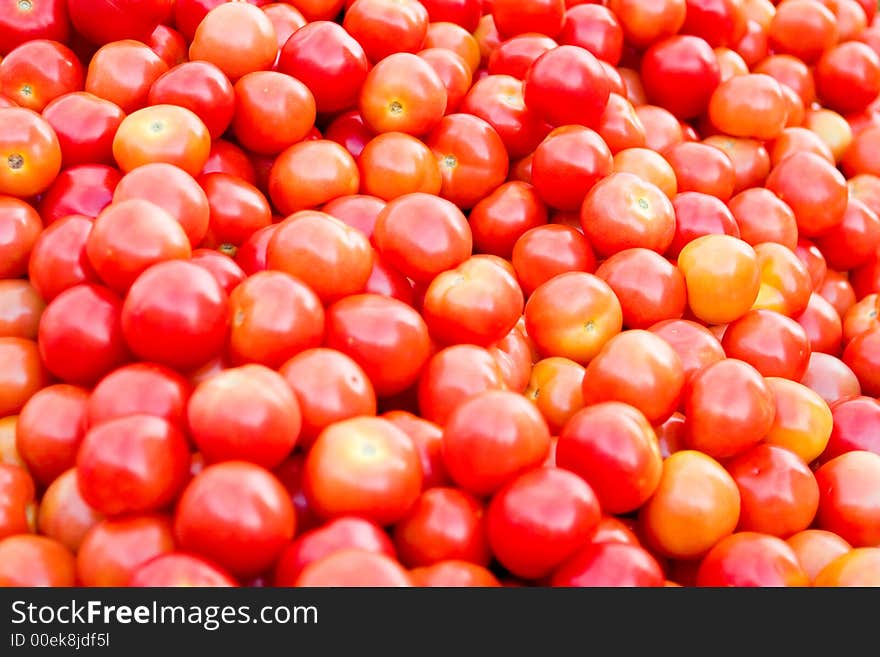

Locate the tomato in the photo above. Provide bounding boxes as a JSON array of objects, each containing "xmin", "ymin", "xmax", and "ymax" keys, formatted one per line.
[
  {"xmin": 468, "ymin": 181, "xmax": 547, "ymax": 260},
  {"xmin": 358, "ymin": 132, "xmax": 440, "ymax": 201},
  {"xmin": 85, "ymin": 40, "xmax": 167, "ymax": 114},
  {"xmin": 121, "ymin": 260, "xmax": 228, "ymax": 372},
  {"xmin": 129, "ymin": 553, "xmax": 236, "ymax": 587},
  {"xmin": 797, "ymin": 293, "xmax": 842, "ymax": 355},
  {"xmin": 814, "ymin": 451, "xmax": 880, "ymax": 547},
  {"xmin": 636, "ymin": 104, "xmax": 685, "ymax": 153},
  {"xmin": 728, "ymin": 187, "xmax": 798, "ymax": 250},
  {"xmin": 324, "ymin": 111, "xmax": 374, "ymax": 160},
  {"xmin": 0, "ymin": 462, "xmax": 34, "ymax": 539},
  {"xmin": 843, "ymin": 327, "xmax": 880, "ymax": 397},
  {"xmin": 175, "ymin": 462, "xmax": 294, "ymax": 578},
  {"xmin": 648, "ymin": 319, "xmax": 725, "ymax": 384},
  {"xmin": 552, "ymin": 542, "xmax": 665, "ymax": 587},
  {"xmin": 640, "ymin": 35, "xmax": 719, "ymax": 120},
  {"xmin": 359, "ymin": 53, "xmax": 447, "ymax": 136},
  {"xmin": 188, "ymin": 2, "xmax": 276, "ymax": 82},
  {"xmin": 595, "ymin": 248, "xmax": 686, "ymax": 330},
  {"xmin": 148, "ymin": 61, "xmax": 234, "ymax": 141},
  {"xmin": 721, "ymin": 310, "xmax": 811, "ymax": 381},
  {"xmin": 597, "ymin": 93, "xmax": 646, "ymax": 155},
  {"xmin": 606, "ymin": 0, "xmax": 686, "ymax": 49},
  {"xmin": 417, "ymin": 344, "xmax": 505, "ymax": 426},
  {"xmin": 0, "ymin": 107, "xmax": 61, "ymax": 197},
  {"xmin": 198, "ymin": 173, "xmax": 270, "ymax": 251},
  {"xmin": 0, "ymin": 0, "xmax": 69, "ymax": 55},
  {"xmin": 394, "ymin": 487, "xmax": 488, "ymax": 567},
  {"xmin": 800, "ymin": 352, "xmax": 861, "ymax": 406},
  {"xmin": 680, "ymin": 0, "xmax": 746, "ymax": 48},
  {"xmin": 38, "ymin": 163, "xmax": 119, "ymax": 226},
  {"xmin": 373, "ymin": 192, "xmax": 470, "ymax": 284},
  {"xmin": 685, "ymin": 358, "xmax": 776, "ymax": 459},
  {"xmin": 279, "ymin": 349, "xmax": 376, "ymax": 449},
  {"xmin": 0, "ymin": 197, "xmax": 40, "ymax": 280},
  {"xmin": 523, "ymin": 356, "xmax": 584, "ymax": 434},
  {"xmin": 87, "ymin": 362, "xmax": 191, "ymax": 429},
  {"xmin": 417, "ymin": 47, "xmax": 472, "ymax": 114},
  {"xmin": 442, "ymin": 390, "xmax": 550, "ymax": 496},
  {"xmin": 768, "ymin": 0, "xmax": 838, "ymax": 65},
  {"xmin": 0, "ymin": 280, "xmax": 43, "ymax": 340},
  {"xmin": 0, "ymin": 40, "xmax": 83, "ymax": 112},
  {"xmin": 343, "ymin": 0, "xmax": 428, "ymax": 63},
  {"xmin": 86, "ymin": 199, "xmax": 191, "ymax": 293},
  {"xmin": 822, "ymin": 396, "xmax": 880, "ymax": 463},
  {"xmin": 696, "ymin": 532, "xmax": 809, "ymax": 587},
  {"xmin": 640, "ymin": 450, "xmax": 741, "ymax": 560},
  {"xmin": 678, "ymin": 234, "xmax": 760, "ymax": 325},
  {"xmin": 77, "ymin": 414, "xmax": 189, "ymax": 516},
  {"xmin": 28, "ymin": 215, "xmax": 98, "ymax": 301},
  {"xmin": 557, "ymin": 402, "xmax": 662, "ymax": 514},
  {"xmin": 558, "ymin": 5, "xmax": 622, "ymax": 65},
  {"xmin": 765, "ymin": 152, "xmax": 847, "ymax": 239},
  {"xmin": 42, "ymin": 92, "xmax": 124, "ymax": 168},
  {"xmin": 665, "ymin": 142, "xmax": 735, "ymax": 202},
  {"xmin": 667, "ymin": 192, "xmax": 739, "ymax": 260},
  {"xmin": 786, "ymin": 529, "xmax": 851, "ymax": 583},
  {"xmin": 523, "ymin": 45, "xmax": 609, "ymax": 129},
  {"xmin": 295, "ymin": 549, "xmax": 412, "ymax": 586},
  {"xmin": 68, "ymin": 0, "xmax": 167, "ymax": 45},
  {"xmin": 487, "ymin": 34, "xmax": 556, "ymax": 80},
  {"xmin": 524, "ymin": 271, "xmax": 621, "ymax": 364},
  {"xmin": 227, "ymin": 270, "xmax": 324, "ymax": 369},
  {"xmin": 814, "ymin": 548, "xmax": 880, "ymax": 586},
  {"xmin": 611, "ymin": 148, "xmax": 676, "ymax": 199},
  {"xmin": 383, "ymin": 410, "xmax": 448, "ymax": 489},
  {"xmin": 15, "ymin": 384, "xmax": 87, "ymax": 486},
  {"xmin": 201, "ymin": 139, "xmax": 257, "ymax": 184},
  {"xmin": 820, "ymin": 271, "xmax": 856, "ymax": 320},
  {"xmin": 38, "ymin": 468, "xmax": 103, "ymax": 552},
  {"xmin": 460, "ymin": 75, "xmax": 552, "ymax": 160},
  {"xmin": 325, "ymin": 294, "xmax": 431, "ymax": 398},
  {"xmin": 0, "ymin": 534, "xmax": 75, "ymax": 586},
  {"xmin": 531, "ymin": 126, "xmax": 612, "ymax": 212},
  {"xmin": 762, "ymin": 378, "xmax": 832, "ymax": 466},
  {"xmin": 420, "ymin": 0, "xmax": 481, "ymax": 32},
  {"xmin": 708, "ymin": 73, "xmax": 786, "ymax": 141},
  {"xmin": 268, "ymin": 140, "xmax": 359, "ymax": 215},
  {"xmin": 581, "ymin": 171, "xmax": 675, "ymax": 257},
  {"xmin": 703, "ymin": 135, "xmax": 771, "ymax": 194},
  {"xmin": 77, "ymin": 514, "xmax": 175, "ymax": 586},
  {"xmin": 148, "ymin": 24, "xmax": 187, "ymax": 69}
]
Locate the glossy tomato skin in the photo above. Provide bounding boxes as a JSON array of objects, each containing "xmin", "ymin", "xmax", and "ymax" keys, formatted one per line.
[
  {"xmin": 524, "ymin": 45, "xmax": 610, "ymax": 129},
  {"xmin": 76, "ymin": 414, "xmax": 190, "ymax": 516},
  {"xmin": 0, "ymin": 107, "xmax": 62, "ymax": 198},
  {"xmin": 303, "ymin": 417, "xmax": 422, "ymax": 526},
  {"xmin": 394, "ymin": 487, "xmax": 489, "ymax": 567},
  {"xmin": 815, "ymin": 451, "xmax": 880, "ymax": 547},
  {"xmin": 87, "ymin": 362, "xmax": 191, "ymax": 429},
  {"xmin": 552, "ymin": 542, "xmax": 665, "ymax": 587},
  {"xmin": 0, "ymin": 337, "xmax": 47, "ymax": 418},
  {"xmin": 488, "ymin": 35, "xmax": 557, "ymax": 80},
  {"xmin": 343, "ymin": 0, "xmax": 428, "ymax": 64},
  {"xmin": 492, "ymin": 0, "xmax": 565, "ymax": 39},
  {"xmin": 38, "ymin": 163, "xmax": 120, "ymax": 226},
  {"xmin": 27, "ymin": 215, "xmax": 98, "ymax": 301},
  {"xmin": 531, "ymin": 126, "xmax": 613, "ymax": 212},
  {"xmin": 280, "ymin": 348, "xmax": 377, "ymax": 449},
  {"xmin": 76, "ymin": 513, "xmax": 175, "ymax": 587},
  {"xmin": 121, "ymin": 260, "xmax": 229, "ymax": 372},
  {"xmin": 175, "ymin": 462, "xmax": 294, "ymax": 579},
  {"xmin": 786, "ymin": 529, "xmax": 852, "ymax": 584},
  {"xmin": 0, "ymin": 196, "xmax": 42, "ymax": 278},
  {"xmin": 469, "ymin": 181, "xmax": 547, "ymax": 259},
  {"xmin": 0, "ymin": 0, "xmax": 69, "ymax": 55},
  {"xmin": 68, "ymin": 0, "xmax": 167, "ymax": 45},
  {"xmin": 766, "ymin": 151, "xmax": 848, "ymax": 238},
  {"xmin": 16, "ymin": 383, "xmax": 88, "ymax": 486},
  {"xmin": 38, "ymin": 284, "xmax": 129, "ymax": 385},
  {"xmin": 800, "ymin": 352, "xmax": 861, "ymax": 406},
  {"xmin": 187, "ymin": 365, "xmax": 301, "ymax": 469},
  {"xmin": 42, "ymin": 92, "xmax": 124, "ymax": 168},
  {"xmin": 148, "ymin": 61, "xmax": 235, "ymax": 140},
  {"xmin": 0, "ymin": 39, "xmax": 84, "ymax": 112},
  {"xmin": 556, "ymin": 402, "xmax": 662, "ymax": 514},
  {"xmin": 37, "ymin": 468, "xmax": 103, "ymax": 553},
  {"xmin": 273, "ymin": 516, "xmax": 395, "ymax": 585},
  {"xmin": 0, "ymin": 535, "xmax": 75, "ymax": 586},
  {"xmin": 85, "ymin": 39, "xmax": 168, "ymax": 114},
  {"xmin": 227, "ymin": 270, "xmax": 324, "ymax": 369},
  {"xmin": 268, "ymin": 140, "xmax": 360, "ymax": 215},
  {"xmin": 822, "ymin": 396, "xmax": 880, "ymax": 463},
  {"xmin": 814, "ymin": 547, "xmax": 880, "ymax": 587},
  {"xmin": 641, "ymin": 35, "xmax": 720, "ymax": 119},
  {"xmin": 294, "ymin": 549, "xmax": 412, "ymax": 586},
  {"xmin": 695, "ymin": 532, "xmax": 809, "ymax": 587},
  {"xmin": 722, "ymin": 310, "xmax": 811, "ymax": 381},
  {"xmin": 487, "ymin": 467, "xmax": 601, "ymax": 580},
  {"xmin": 199, "ymin": 173, "xmax": 271, "ymax": 250},
  {"xmin": 410, "ymin": 560, "xmax": 500, "ymax": 586},
  {"xmin": 0, "ymin": 280, "xmax": 44, "ymax": 340},
  {"xmin": 188, "ymin": 2, "xmax": 277, "ymax": 82},
  {"xmin": 843, "ymin": 328, "xmax": 880, "ymax": 398}
]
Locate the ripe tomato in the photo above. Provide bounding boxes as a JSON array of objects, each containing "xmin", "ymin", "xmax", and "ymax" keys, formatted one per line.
[
  {"xmin": 800, "ymin": 352, "xmax": 861, "ymax": 406},
  {"xmin": 199, "ymin": 173, "xmax": 270, "ymax": 250},
  {"xmin": 786, "ymin": 529, "xmax": 851, "ymax": 583},
  {"xmin": 383, "ymin": 410, "xmax": 448, "ymax": 488},
  {"xmin": 557, "ymin": 402, "xmax": 662, "ymax": 514},
  {"xmin": 85, "ymin": 40, "xmax": 168, "ymax": 114},
  {"xmin": 552, "ymin": 541, "xmax": 665, "ymax": 587},
  {"xmin": 721, "ymin": 309, "xmax": 811, "ymax": 380},
  {"xmin": 27, "ymin": 215, "xmax": 98, "ymax": 301},
  {"xmin": 709, "ymin": 73, "xmax": 786, "ymax": 140},
  {"xmin": 523, "ymin": 45, "xmax": 610, "ymax": 128},
  {"xmin": 148, "ymin": 61, "xmax": 235, "ymax": 140},
  {"xmin": 0, "ymin": 196, "xmax": 41, "ymax": 278},
  {"xmin": 129, "ymin": 553, "xmax": 236, "ymax": 586},
  {"xmin": 815, "ymin": 451, "xmax": 880, "ymax": 547},
  {"xmin": 488, "ymin": 467, "xmax": 600, "ymax": 580},
  {"xmin": 0, "ymin": 107, "xmax": 61, "ymax": 197},
  {"xmin": 42, "ymin": 92, "xmax": 124, "ymax": 168},
  {"xmin": 607, "ymin": 0, "xmax": 686, "ymax": 50},
  {"xmin": 0, "ymin": 0, "xmax": 69, "ymax": 55},
  {"xmin": 175, "ymin": 462, "xmax": 294, "ymax": 578},
  {"xmin": 665, "ymin": 142, "xmax": 735, "ymax": 201},
  {"xmin": 0, "ymin": 534, "xmax": 75, "ymax": 586},
  {"xmin": 295, "ymin": 549, "xmax": 411, "ymax": 586},
  {"xmin": 696, "ymin": 532, "xmax": 809, "ymax": 587},
  {"xmin": 763, "ymin": 377, "xmax": 833, "ymax": 465},
  {"xmin": 121, "ymin": 260, "xmax": 228, "ymax": 372},
  {"xmin": 823, "ymin": 396, "xmax": 880, "ymax": 462},
  {"xmin": 558, "ymin": 4, "xmax": 623, "ymax": 65},
  {"xmin": 324, "ymin": 294, "xmax": 431, "ymax": 398},
  {"xmin": 77, "ymin": 514, "xmax": 175, "ymax": 587},
  {"xmin": 188, "ymin": 2, "xmax": 277, "ymax": 82},
  {"xmin": 0, "ymin": 280, "xmax": 43, "ymax": 339},
  {"xmin": 728, "ymin": 187, "xmax": 798, "ymax": 250},
  {"xmin": 0, "ymin": 40, "xmax": 83, "ymax": 112},
  {"xmin": 581, "ymin": 171, "xmax": 675, "ymax": 256},
  {"xmin": 492, "ymin": 0, "xmax": 564, "ymax": 39},
  {"xmin": 640, "ymin": 450, "xmax": 741, "ymax": 560},
  {"xmin": 598, "ymin": 93, "xmax": 647, "ymax": 155},
  {"xmin": 67, "ymin": 0, "xmax": 168, "ymax": 45},
  {"xmin": 523, "ymin": 356, "xmax": 584, "ymax": 434},
  {"xmin": 0, "ymin": 462, "xmax": 34, "ymax": 539},
  {"xmin": 667, "ymin": 192, "xmax": 739, "ymax": 260},
  {"xmin": 469, "ymin": 181, "xmax": 547, "ymax": 259},
  {"xmin": 768, "ymin": 0, "xmax": 838, "ymax": 65},
  {"xmin": 37, "ymin": 468, "xmax": 103, "ymax": 552},
  {"xmin": 38, "ymin": 163, "xmax": 119, "ymax": 226},
  {"xmin": 531, "ymin": 126, "xmax": 612, "ymax": 212},
  {"xmin": 814, "ymin": 547, "xmax": 880, "ymax": 586},
  {"xmin": 612, "ymin": 148, "xmax": 677, "ymax": 198},
  {"xmin": 443, "ymin": 390, "xmax": 550, "ymax": 496},
  {"xmin": 703, "ymin": 135, "xmax": 771, "ymax": 194},
  {"xmin": 640, "ymin": 35, "xmax": 720, "ymax": 119},
  {"xmin": 417, "ymin": 47, "xmax": 473, "ymax": 114},
  {"xmin": 512, "ymin": 224, "xmax": 596, "ymax": 296},
  {"xmin": 358, "ymin": 132, "xmax": 441, "ymax": 201},
  {"xmin": 268, "ymin": 140, "xmax": 360, "ymax": 215},
  {"xmin": 201, "ymin": 139, "xmax": 257, "ymax": 184},
  {"xmin": 843, "ymin": 327, "xmax": 880, "ymax": 397},
  {"xmin": 87, "ymin": 362, "xmax": 191, "ymax": 430},
  {"xmin": 766, "ymin": 151, "xmax": 848, "ymax": 237},
  {"xmin": 343, "ymin": 0, "xmax": 428, "ymax": 63},
  {"xmin": 359, "ymin": 53, "xmax": 447, "ymax": 136}
]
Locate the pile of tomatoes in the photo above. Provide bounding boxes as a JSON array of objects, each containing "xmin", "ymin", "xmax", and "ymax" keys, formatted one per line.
[{"xmin": 2, "ymin": 0, "xmax": 880, "ymax": 588}]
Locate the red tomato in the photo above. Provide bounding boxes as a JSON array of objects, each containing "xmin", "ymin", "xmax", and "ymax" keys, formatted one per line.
[
  {"xmin": 0, "ymin": 39, "xmax": 83, "ymax": 112},
  {"xmin": 343, "ymin": 0, "xmax": 428, "ymax": 63},
  {"xmin": 0, "ymin": 195, "xmax": 41, "ymax": 278},
  {"xmin": 558, "ymin": 4, "xmax": 623, "ymax": 65},
  {"xmin": 268, "ymin": 140, "xmax": 360, "ymax": 215},
  {"xmin": 37, "ymin": 468, "xmax": 103, "ymax": 553},
  {"xmin": 417, "ymin": 344, "xmax": 505, "ymax": 425},
  {"xmin": 552, "ymin": 542, "xmax": 665, "ymax": 587},
  {"xmin": 728, "ymin": 186, "xmax": 798, "ymax": 250},
  {"xmin": 87, "ymin": 362, "xmax": 191, "ymax": 429},
  {"xmin": 42, "ymin": 92, "xmax": 124, "ymax": 168},
  {"xmin": 383, "ymin": 410, "xmax": 448, "ymax": 489},
  {"xmin": 488, "ymin": 466, "xmax": 600, "ymax": 580},
  {"xmin": 0, "ymin": 534, "xmax": 75, "ymax": 586},
  {"xmin": 469, "ymin": 181, "xmax": 547, "ymax": 259},
  {"xmin": 27, "ymin": 215, "xmax": 99, "ymax": 301},
  {"xmin": 641, "ymin": 35, "xmax": 720, "ymax": 119},
  {"xmin": 188, "ymin": 2, "xmax": 277, "ymax": 82},
  {"xmin": 0, "ymin": 280, "xmax": 43, "ymax": 339},
  {"xmin": 523, "ymin": 45, "xmax": 610, "ymax": 129},
  {"xmin": 557, "ymin": 402, "xmax": 662, "ymax": 514},
  {"xmin": 175, "ymin": 461, "xmax": 294, "ymax": 578},
  {"xmin": 0, "ymin": 463, "xmax": 34, "ymax": 539},
  {"xmin": 273, "ymin": 516, "xmax": 395, "ymax": 585},
  {"xmin": 607, "ymin": 0, "xmax": 686, "ymax": 50},
  {"xmin": 766, "ymin": 151, "xmax": 847, "ymax": 238},
  {"xmin": 85, "ymin": 40, "xmax": 168, "ymax": 114},
  {"xmin": 648, "ymin": 319, "xmax": 726, "ymax": 383},
  {"xmin": 0, "ymin": 0, "xmax": 69, "ymax": 55},
  {"xmin": 38, "ymin": 163, "xmax": 120, "ymax": 226},
  {"xmin": 295, "ymin": 549, "xmax": 411, "ymax": 586},
  {"xmin": 531, "ymin": 125, "xmax": 613, "ymax": 212},
  {"xmin": 823, "ymin": 396, "xmax": 880, "ymax": 462},
  {"xmin": 721, "ymin": 309, "xmax": 811, "ymax": 380},
  {"xmin": 685, "ymin": 358, "xmax": 776, "ymax": 460},
  {"xmin": 843, "ymin": 327, "xmax": 880, "ymax": 397},
  {"xmin": 77, "ymin": 514, "xmax": 175, "ymax": 587},
  {"xmin": 488, "ymin": 35, "xmax": 557, "ymax": 80},
  {"xmin": 0, "ymin": 107, "xmax": 61, "ymax": 197},
  {"xmin": 800, "ymin": 352, "xmax": 861, "ymax": 406},
  {"xmin": 410, "ymin": 560, "xmax": 500, "ymax": 586},
  {"xmin": 442, "ymin": 390, "xmax": 550, "ymax": 496},
  {"xmin": 696, "ymin": 532, "xmax": 809, "ymax": 586},
  {"xmin": 786, "ymin": 529, "xmax": 851, "ymax": 583},
  {"xmin": 67, "ymin": 0, "xmax": 168, "ymax": 45},
  {"xmin": 815, "ymin": 451, "xmax": 880, "ymax": 547},
  {"xmin": 129, "ymin": 553, "xmax": 236, "ymax": 586},
  {"xmin": 814, "ymin": 547, "xmax": 880, "ymax": 586},
  {"xmin": 121, "ymin": 260, "xmax": 228, "ymax": 372},
  {"xmin": 148, "ymin": 61, "xmax": 235, "ymax": 140}
]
